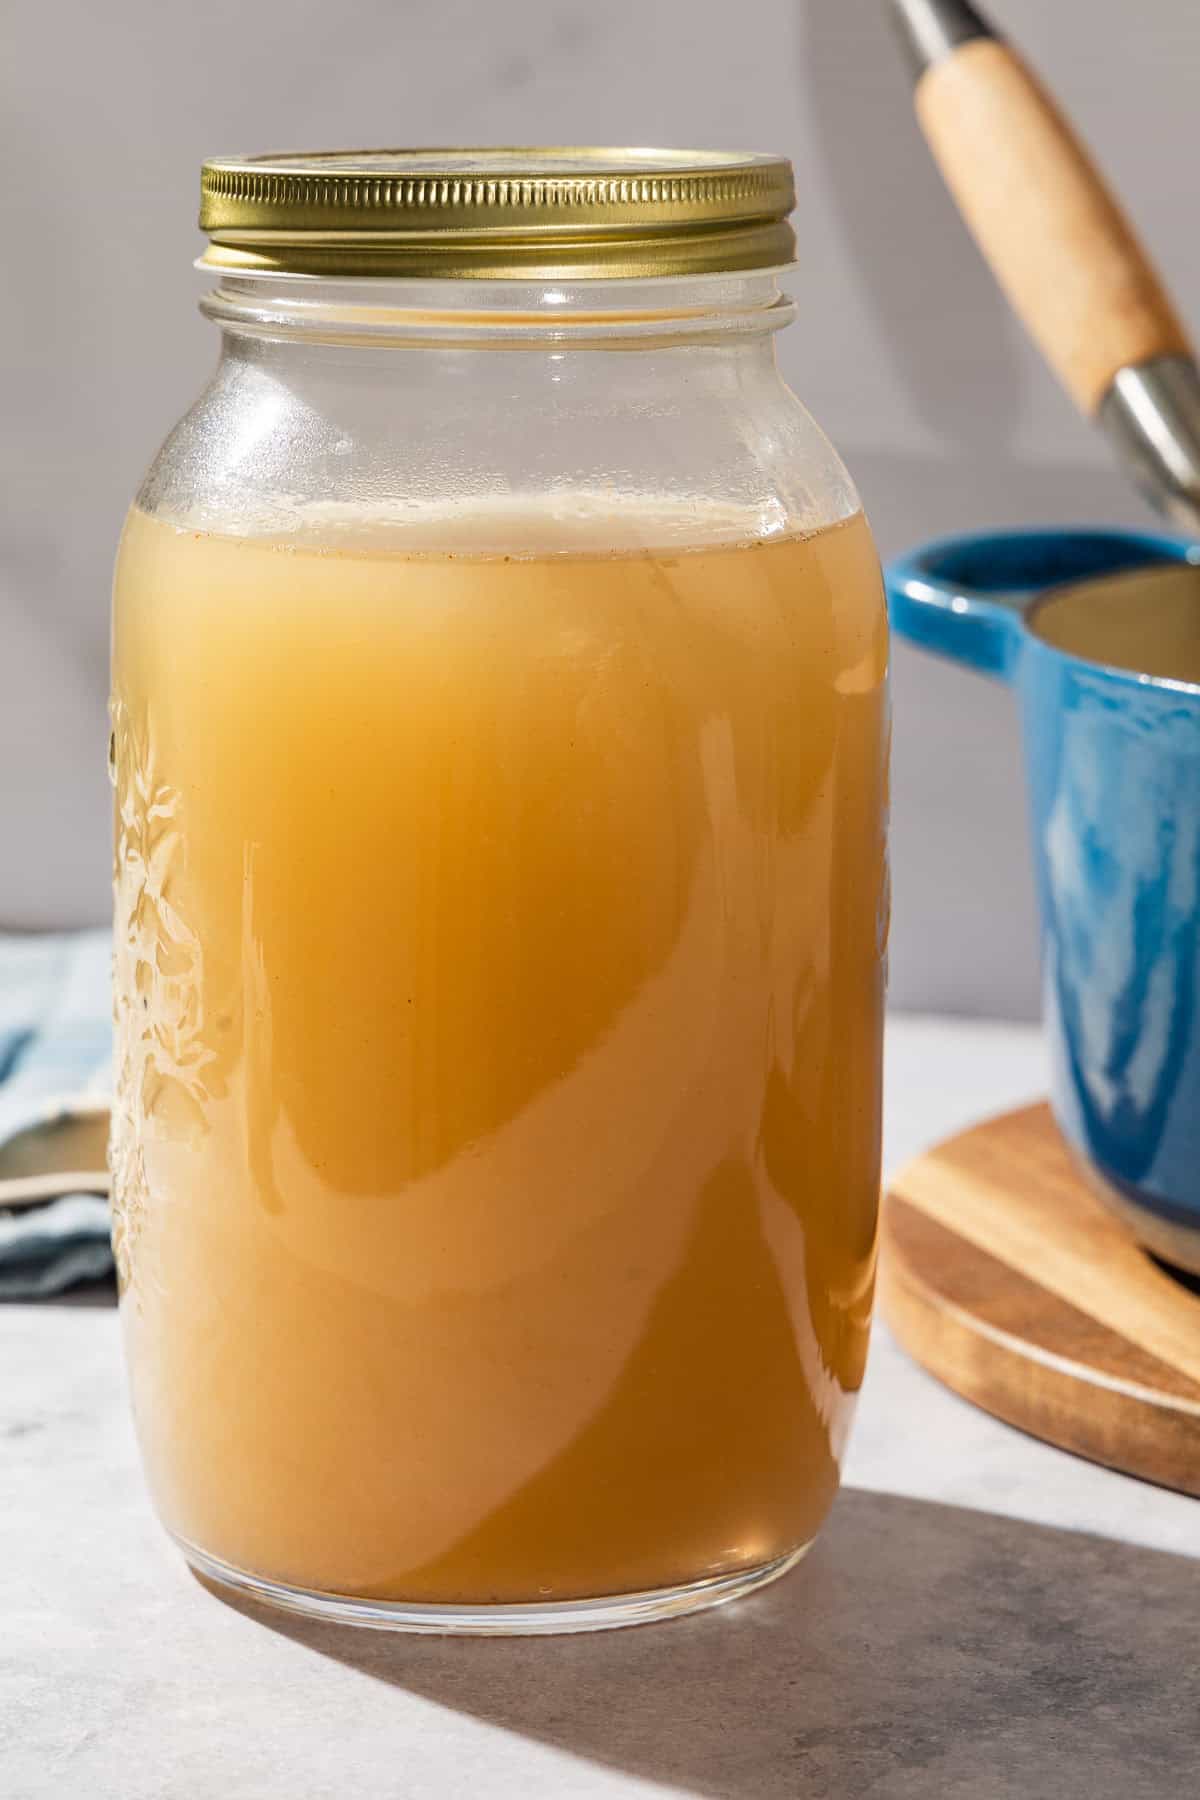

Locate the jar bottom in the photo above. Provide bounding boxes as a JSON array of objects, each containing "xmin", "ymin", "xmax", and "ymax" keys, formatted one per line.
[{"xmin": 177, "ymin": 1534, "xmax": 813, "ymax": 1635}]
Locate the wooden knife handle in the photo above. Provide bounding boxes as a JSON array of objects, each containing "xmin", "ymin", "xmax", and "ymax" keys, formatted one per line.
[{"xmin": 915, "ymin": 37, "xmax": 1191, "ymax": 414}]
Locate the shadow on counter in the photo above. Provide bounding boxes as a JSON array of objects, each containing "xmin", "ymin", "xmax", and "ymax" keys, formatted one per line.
[{"xmin": 212, "ymin": 1486, "xmax": 1195, "ymax": 1799}]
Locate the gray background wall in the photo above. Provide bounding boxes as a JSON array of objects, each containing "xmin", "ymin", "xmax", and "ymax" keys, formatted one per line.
[{"xmin": 5, "ymin": 0, "xmax": 1198, "ymax": 1015}]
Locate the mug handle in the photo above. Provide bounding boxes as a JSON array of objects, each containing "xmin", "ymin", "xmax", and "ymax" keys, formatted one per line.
[{"xmin": 885, "ymin": 527, "xmax": 1193, "ymax": 685}]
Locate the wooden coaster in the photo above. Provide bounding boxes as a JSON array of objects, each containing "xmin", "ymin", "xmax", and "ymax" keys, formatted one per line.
[{"xmin": 881, "ymin": 1102, "xmax": 1200, "ymax": 1498}]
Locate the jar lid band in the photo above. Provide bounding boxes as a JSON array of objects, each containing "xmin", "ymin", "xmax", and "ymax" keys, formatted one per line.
[{"xmin": 198, "ymin": 147, "xmax": 796, "ymax": 279}]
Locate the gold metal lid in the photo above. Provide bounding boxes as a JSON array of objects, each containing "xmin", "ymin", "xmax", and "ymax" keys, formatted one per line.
[{"xmin": 199, "ymin": 148, "xmax": 796, "ymax": 279}]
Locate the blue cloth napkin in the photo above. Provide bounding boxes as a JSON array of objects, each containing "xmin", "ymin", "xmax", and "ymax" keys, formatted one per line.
[{"xmin": 0, "ymin": 932, "xmax": 114, "ymax": 1298}]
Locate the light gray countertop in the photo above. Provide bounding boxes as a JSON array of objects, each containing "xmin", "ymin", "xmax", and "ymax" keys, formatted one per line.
[{"xmin": 3, "ymin": 1016, "xmax": 1197, "ymax": 1799}]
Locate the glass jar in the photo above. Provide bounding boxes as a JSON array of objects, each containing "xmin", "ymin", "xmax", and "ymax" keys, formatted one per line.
[{"xmin": 111, "ymin": 150, "xmax": 889, "ymax": 1633}]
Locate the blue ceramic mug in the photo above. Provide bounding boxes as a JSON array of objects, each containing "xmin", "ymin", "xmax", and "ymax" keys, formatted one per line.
[{"xmin": 887, "ymin": 528, "xmax": 1200, "ymax": 1273}]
